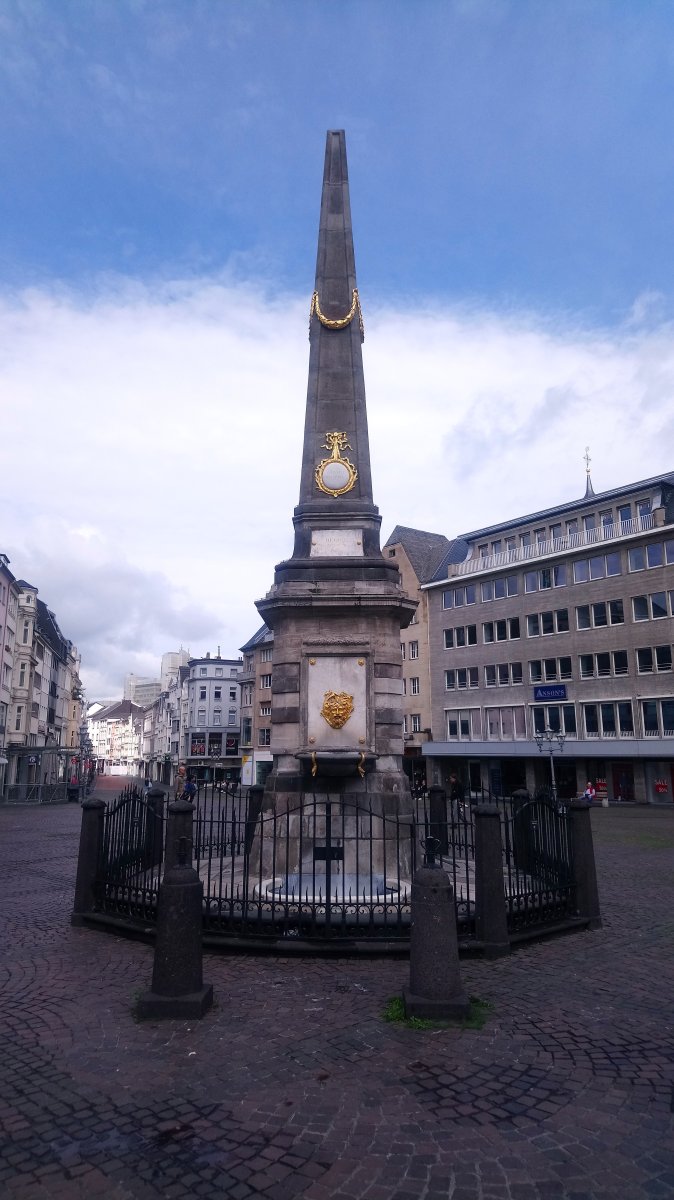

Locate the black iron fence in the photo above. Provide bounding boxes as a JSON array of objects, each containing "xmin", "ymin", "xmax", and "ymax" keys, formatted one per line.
[{"xmin": 86, "ymin": 780, "xmax": 582, "ymax": 952}]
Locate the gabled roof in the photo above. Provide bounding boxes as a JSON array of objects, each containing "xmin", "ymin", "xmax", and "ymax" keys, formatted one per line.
[
  {"xmin": 240, "ymin": 624, "xmax": 272, "ymax": 653},
  {"xmin": 383, "ymin": 526, "xmax": 452, "ymax": 584},
  {"xmin": 89, "ymin": 699, "xmax": 143, "ymax": 723}
]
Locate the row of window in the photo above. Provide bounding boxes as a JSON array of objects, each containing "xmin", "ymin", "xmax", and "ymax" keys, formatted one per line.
[
  {"xmin": 445, "ymin": 646, "xmax": 674, "ymax": 690},
  {"xmin": 443, "ymin": 593, "xmax": 674, "ymax": 647},
  {"xmin": 193, "ymin": 707, "xmax": 238, "ymax": 725},
  {"xmin": 193, "ymin": 665, "xmax": 239, "ymax": 678},
  {"xmin": 445, "ymin": 697, "xmax": 674, "ymax": 741},
  {"xmin": 476, "ymin": 499, "xmax": 653, "ymax": 559},
  {"xmin": 198, "ymin": 686, "xmax": 237, "ymax": 702}
]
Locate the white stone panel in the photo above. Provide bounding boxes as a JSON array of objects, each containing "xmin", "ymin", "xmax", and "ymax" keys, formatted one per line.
[{"xmin": 306, "ymin": 655, "xmax": 367, "ymax": 747}]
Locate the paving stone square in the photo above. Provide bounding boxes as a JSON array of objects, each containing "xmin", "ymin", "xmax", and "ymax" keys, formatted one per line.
[{"xmin": 1, "ymin": 789, "xmax": 673, "ymax": 1198}]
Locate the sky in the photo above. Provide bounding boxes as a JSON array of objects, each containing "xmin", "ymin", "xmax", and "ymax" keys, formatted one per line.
[{"xmin": 2, "ymin": 0, "xmax": 674, "ymax": 698}]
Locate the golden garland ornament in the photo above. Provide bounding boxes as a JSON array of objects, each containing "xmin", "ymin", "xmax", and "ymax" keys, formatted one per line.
[
  {"xmin": 315, "ymin": 431, "xmax": 358, "ymax": 497},
  {"xmin": 309, "ymin": 289, "xmax": 364, "ymax": 340}
]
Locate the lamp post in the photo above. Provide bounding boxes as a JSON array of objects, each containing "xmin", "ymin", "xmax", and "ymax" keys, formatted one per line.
[{"xmin": 534, "ymin": 726, "xmax": 566, "ymax": 807}]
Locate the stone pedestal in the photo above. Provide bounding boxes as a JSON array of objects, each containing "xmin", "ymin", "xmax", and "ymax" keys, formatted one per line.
[
  {"xmin": 71, "ymin": 797, "xmax": 106, "ymax": 925},
  {"xmin": 474, "ymin": 804, "xmax": 510, "ymax": 958},
  {"xmin": 569, "ymin": 799, "xmax": 602, "ymax": 930}
]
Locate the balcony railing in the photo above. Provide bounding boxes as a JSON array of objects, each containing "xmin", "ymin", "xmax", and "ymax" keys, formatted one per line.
[{"xmin": 451, "ymin": 514, "xmax": 657, "ymax": 577}]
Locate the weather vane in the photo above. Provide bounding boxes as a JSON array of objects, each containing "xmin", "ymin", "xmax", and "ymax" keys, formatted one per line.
[{"xmin": 584, "ymin": 446, "xmax": 591, "ymax": 476}]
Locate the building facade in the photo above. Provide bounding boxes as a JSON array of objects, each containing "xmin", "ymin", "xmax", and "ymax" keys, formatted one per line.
[
  {"xmin": 421, "ymin": 471, "xmax": 674, "ymax": 804},
  {"xmin": 382, "ymin": 527, "xmax": 450, "ymax": 790},
  {"xmin": 239, "ymin": 626, "xmax": 275, "ymax": 788},
  {"xmin": 183, "ymin": 653, "xmax": 242, "ymax": 783}
]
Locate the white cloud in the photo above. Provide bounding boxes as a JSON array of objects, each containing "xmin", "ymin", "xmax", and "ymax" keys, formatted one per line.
[{"xmin": 2, "ymin": 277, "xmax": 673, "ymax": 696}]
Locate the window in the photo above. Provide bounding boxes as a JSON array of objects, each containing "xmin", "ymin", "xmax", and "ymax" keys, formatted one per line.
[
  {"xmin": 442, "ymin": 590, "xmax": 453, "ymax": 609},
  {"xmin": 242, "ymin": 718, "xmax": 252, "ymax": 745},
  {"xmin": 535, "ymin": 527, "xmax": 546, "ymax": 544},
  {"xmin": 667, "ymin": 540, "xmax": 674, "ymax": 565},
  {"xmin": 19, "ymin": 663, "xmax": 26, "ymax": 687},
  {"xmin": 479, "ymin": 543, "xmax": 489, "ymax": 558},
  {"xmin": 400, "ymin": 643, "xmax": 406, "ymax": 659},
  {"xmin": 613, "ymin": 650, "xmax": 628, "ymax": 675},
  {"xmin": 566, "ymin": 519, "xmax": 578, "ymax": 537},
  {"xmin": 584, "ymin": 514, "xmax": 596, "ymax": 533},
  {"xmin": 444, "ymin": 629, "xmax": 453, "ymax": 649},
  {"xmin": 574, "ymin": 560, "xmax": 589, "ymax": 584},
  {"xmin": 14, "ymin": 705, "xmax": 22, "ymax": 731},
  {"xmin": 529, "ymin": 660, "xmax": 542, "ymax": 683},
  {"xmin": 215, "ymin": 667, "xmax": 223, "ymax": 677},
  {"xmin": 229, "ymin": 688, "xmax": 236, "ymax": 701},
  {"xmin": 618, "ymin": 503, "xmax": 631, "ymax": 525},
  {"xmin": 525, "ymin": 571, "xmax": 538, "ymax": 593},
  {"xmin": 456, "ymin": 627, "xmax": 465, "ymax": 647},
  {"xmin": 498, "ymin": 663, "xmax": 509, "ymax": 685},
  {"xmin": 541, "ymin": 612, "xmax": 554, "ymax": 635},
  {"xmin": 550, "ymin": 523, "xmax": 562, "ymax": 541},
  {"xmin": 629, "ymin": 547, "xmax": 645, "ymax": 572},
  {"xmin": 214, "ymin": 687, "xmax": 221, "ymax": 700},
  {"xmin": 527, "ymin": 615, "xmax": 540, "ymax": 637},
  {"xmin": 22, "ymin": 620, "xmax": 29, "ymax": 644},
  {"xmin": 506, "ymin": 537, "xmax": 516, "ymax": 553},
  {"xmin": 605, "ymin": 553, "xmax": 621, "ymax": 577},
  {"xmin": 491, "ymin": 539, "xmax": 502, "ymax": 554},
  {"xmin": 553, "ymin": 564, "xmax": 567, "ymax": 586},
  {"xmin": 601, "ymin": 510, "xmax": 614, "ymax": 529},
  {"xmin": 481, "ymin": 580, "xmax": 494, "ymax": 601},
  {"xmin": 213, "ymin": 709, "xmax": 221, "ymax": 724},
  {"xmin": 409, "ymin": 641, "xmax": 419, "ymax": 659},
  {"xmin": 228, "ymin": 708, "xmax": 237, "ymax": 725},
  {"xmin": 260, "ymin": 674, "xmax": 272, "ymax": 689},
  {"xmin": 637, "ymin": 648, "xmax": 653, "ymax": 673},
  {"xmin": 485, "ymin": 664, "xmax": 496, "ymax": 686},
  {"xmin": 652, "ymin": 592, "xmax": 668, "ymax": 619},
  {"xmin": 197, "ymin": 707, "xmax": 206, "ymax": 722},
  {"xmin": 511, "ymin": 662, "xmax": 523, "ymax": 684},
  {"xmin": 260, "ymin": 647, "xmax": 272, "ymax": 662},
  {"xmin": 445, "ymin": 708, "xmax": 481, "ymax": 740},
  {"xmin": 199, "ymin": 667, "xmax": 207, "ymax": 676},
  {"xmin": 411, "ymin": 714, "xmax": 421, "ymax": 733},
  {"xmin": 259, "ymin": 728, "xmax": 271, "ymax": 746},
  {"xmin": 520, "ymin": 532, "xmax": 531, "ymax": 548},
  {"xmin": 540, "ymin": 568, "xmax": 552, "ymax": 590},
  {"xmin": 410, "ymin": 677, "xmax": 420, "ymax": 695},
  {"xmin": 486, "ymin": 705, "xmax": 527, "ymax": 740},
  {"xmin": 544, "ymin": 657, "xmax": 558, "ymax": 681},
  {"xmin": 593, "ymin": 602, "xmax": 607, "ymax": 627},
  {"xmin": 637, "ymin": 498, "xmax": 652, "ymax": 519},
  {"xmin": 580, "ymin": 654, "xmax": 594, "ymax": 678},
  {"xmin": 609, "ymin": 599, "xmax": 624, "ymax": 624},
  {"xmin": 618, "ymin": 702, "xmax": 634, "ymax": 735},
  {"xmin": 199, "ymin": 687, "xmax": 207, "ymax": 700},
  {"xmin": 656, "ymin": 646, "xmax": 673, "ymax": 672}
]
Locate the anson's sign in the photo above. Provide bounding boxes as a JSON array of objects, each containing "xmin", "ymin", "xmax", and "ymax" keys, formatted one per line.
[{"xmin": 533, "ymin": 685, "xmax": 568, "ymax": 702}]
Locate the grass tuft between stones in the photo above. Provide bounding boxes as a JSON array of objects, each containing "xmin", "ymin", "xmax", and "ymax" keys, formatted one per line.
[{"xmin": 383, "ymin": 994, "xmax": 493, "ymax": 1031}]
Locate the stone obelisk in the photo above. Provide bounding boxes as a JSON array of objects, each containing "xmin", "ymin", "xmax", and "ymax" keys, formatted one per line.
[{"xmin": 256, "ymin": 130, "xmax": 416, "ymax": 844}]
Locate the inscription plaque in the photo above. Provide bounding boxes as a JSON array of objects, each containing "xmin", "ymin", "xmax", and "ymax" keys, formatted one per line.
[{"xmin": 310, "ymin": 529, "xmax": 363, "ymax": 557}]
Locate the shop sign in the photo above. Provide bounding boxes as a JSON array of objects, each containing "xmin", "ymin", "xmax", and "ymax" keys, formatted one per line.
[{"xmin": 533, "ymin": 685, "xmax": 567, "ymax": 701}]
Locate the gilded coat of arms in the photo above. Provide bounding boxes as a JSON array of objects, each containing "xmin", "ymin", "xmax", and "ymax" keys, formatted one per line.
[{"xmin": 320, "ymin": 690, "xmax": 354, "ymax": 729}]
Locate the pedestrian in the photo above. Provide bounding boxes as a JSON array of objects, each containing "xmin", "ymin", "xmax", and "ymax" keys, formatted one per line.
[
  {"xmin": 175, "ymin": 763, "xmax": 186, "ymax": 800},
  {"xmin": 583, "ymin": 781, "xmax": 596, "ymax": 804},
  {"xmin": 449, "ymin": 772, "xmax": 465, "ymax": 821},
  {"xmin": 183, "ymin": 775, "xmax": 197, "ymax": 803}
]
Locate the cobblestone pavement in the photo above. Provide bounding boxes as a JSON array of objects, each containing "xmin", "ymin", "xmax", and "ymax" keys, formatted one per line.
[{"xmin": 1, "ymin": 786, "xmax": 674, "ymax": 1199}]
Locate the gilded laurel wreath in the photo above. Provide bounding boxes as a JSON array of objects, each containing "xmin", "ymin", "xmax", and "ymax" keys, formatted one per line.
[{"xmin": 320, "ymin": 690, "xmax": 354, "ymax": 729}]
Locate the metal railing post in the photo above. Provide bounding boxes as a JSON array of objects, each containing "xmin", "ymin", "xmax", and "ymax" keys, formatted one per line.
[
  {"xmin": 474, "ymin": 804, "xmax": 510, "ymax": 958},
  {"xmin": 568, "ymin": 799, "xmax": 602, "ymax": 929},
  {"xmin": 71, "ymin": 797, "xmax": 106, "ymax": 925}
]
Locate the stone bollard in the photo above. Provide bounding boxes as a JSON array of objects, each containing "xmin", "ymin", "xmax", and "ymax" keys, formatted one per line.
[
  {"xmin": 428, "ymin": 785, "xmax": 449, "ymax": 856},
  {"xmin": 403, "ymin": 853, "xmax": 470, "ymax": 1021},
  {"xmin": 474, "ymin": 805, "xmax": 510, "ymax": 959},
  {"xmin": 164, "ymin": 797, "xmax": 195, "ymax": 870},
  {"xmin": 71, "ymin": 797, "xmax": 106, "ymax": 926},
  {"xmin": 569, "ymin": 799, "xmax": 602, "ymax": 930},
  {"xmin": 137, "ymin": 801, "xmax": 213, "ymax": 1019}
]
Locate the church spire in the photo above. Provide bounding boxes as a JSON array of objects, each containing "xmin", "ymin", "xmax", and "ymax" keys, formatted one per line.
[
  {"xmin": 296, "ymin": 130, "xmax": 377, "ymax": 519},
  {"xmin": 584, "ymin": 446, "xmax": 595, "ymax": 498}
]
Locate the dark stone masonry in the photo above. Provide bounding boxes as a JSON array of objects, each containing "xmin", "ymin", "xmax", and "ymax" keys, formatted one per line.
[{"xmin": 1, "ymin": 788, "xmax": 674, "ymax": 1199}]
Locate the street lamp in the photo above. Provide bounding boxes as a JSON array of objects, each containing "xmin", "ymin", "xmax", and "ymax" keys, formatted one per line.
[{"xmin": 534, "ymin": 725, "xmax": 566, "ymax": 806}]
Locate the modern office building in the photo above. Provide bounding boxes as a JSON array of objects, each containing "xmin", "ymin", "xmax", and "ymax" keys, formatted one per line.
[{"xmin": 420, "ymin": 470, "xmax": 674, "ymax": 804}]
